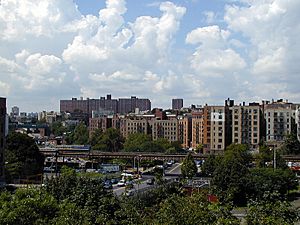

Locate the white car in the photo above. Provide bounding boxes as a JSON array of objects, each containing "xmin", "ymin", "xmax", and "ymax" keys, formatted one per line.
[{"xmin": 117, "ymin": 180, "xmax": 126, "ymax": 187}]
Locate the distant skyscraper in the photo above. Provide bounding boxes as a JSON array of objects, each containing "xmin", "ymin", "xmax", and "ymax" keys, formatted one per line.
[
  {"xmin": 60, "ymin": 94, "xmax": 151, "ymax": 116},
  {"xmin": 172, "ymin": 99, "xmax": 183, "ymax": 110},
  {"xmin": 0, "ymin": 97, "xmax": 6, "ymax": 185},
  {"xmin": 118, "ymin": 96, "xmax": 151, "ymax": 114},
  {"xmin": 11, "ymin": 106, "xmax": 19, "ymax": 117}
]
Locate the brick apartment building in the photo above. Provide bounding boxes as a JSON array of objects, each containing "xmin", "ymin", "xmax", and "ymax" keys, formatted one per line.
[
  {"xmin": 0, "ymin": 97, "xmax": 6, "ymax": 185},
  {"xmin": 60, "ymin": 95, "xmax": 151, "ymax": 116}
]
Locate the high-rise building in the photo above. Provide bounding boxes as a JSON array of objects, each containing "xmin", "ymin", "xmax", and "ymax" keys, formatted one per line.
[
  {"xmin": 120, "ymin": 116, "xmax": 149, "ymax": 139},
  {"xmin": 11, "ymin": 106, "xmax": 19, "ymax": 117},
  {"xmin": 231, "ymin": 103, "xmax": 262, "ymax": 150},
  {"xmin": 60, "ymin": 95, "xmax": 150, "ymax": 116},
  {"xmin": 172, "ymin": 99, "xmax": 183, "ymax": 110},
  {"xmin": 89, "ymin": 116, "xmax": 112, "ymax": 137},
  {"xmin": 296, "ymin": 106, "xmax": 300, "ymax": 142},
  {"xmin": 150, "ymin": 119, "xmax": 178, "ymax": 142},
  {"xmin": 178, "ymin": 115, "xmax": 192, "ymax": 149},
  {"xmin": 191, "ymin": 111, "xmax": 204, "ymax": 149},
  {"xmin": 118, "ymin": 96, "xmax": 151, "ymax": 114},
  {"xmin": 263, "ymin": 100, "xmax": 296, "ymax": 143},
  {"xmin": 0, "ymin": 97, "xmax": 6, "ymax": 185}
]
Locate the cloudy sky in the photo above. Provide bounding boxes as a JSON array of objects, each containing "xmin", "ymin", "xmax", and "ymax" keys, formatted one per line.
[{"xmin": 0, "ymin": 0, "xmax": 299, "ymax": 112}]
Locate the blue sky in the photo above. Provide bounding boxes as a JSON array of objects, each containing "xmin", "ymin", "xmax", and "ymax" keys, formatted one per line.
[{"xmin": 0, "ymin": 0, "xmax": 299, "ymax": 112}]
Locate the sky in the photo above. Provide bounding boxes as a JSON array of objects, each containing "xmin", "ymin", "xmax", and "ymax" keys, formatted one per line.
[{"xmin": 0, "ymin": 0, "xmax": 300, "ymax": 112}]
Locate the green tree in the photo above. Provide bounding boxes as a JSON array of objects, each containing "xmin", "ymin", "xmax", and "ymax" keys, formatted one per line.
[
  {"xmin": 154, "ymin": 193, "xmax": 239, "ymax": 225},
  {"xmin": 195, "ymin": 144, "xmax": 204, "ymax": 154},
  {"xmin": 0, "ymin": 189, "xmax": 59, "ymax": 225},
  {"xmin": 100, "ymin": 128, "xmax": 124, "ymax": 152},
  {"xmin": 73, "ymin": 122, "xmax": 89, "ymax": 145},
  {"xmin": 5, "ymin": 132, "xmax": 44, "ymax": 183},
  {"xmin": 281, "ymin": 134, "xmax": 300, "ymax": 155},
  {"xmin": 141, "ymin": 141, "xmax": 165, "ymax": 152},
  {"xmin": 154, "ymin": 138, "xmax": 172, "ymax": 151},
  {"xmin": 89, "ymin": 128, "xmax": 103, "ymax": 147},
  {"xmin": 201, "ymin": 154, "xmax": 221, "ymax": 177},
  {"xmin": 212, "ymin": 144, "xmax": 251, "ymax": 205},
  {"xmin": 44, "ymin": 166, "xmax": 120, "ymax": 224},
  {"xmin": 246, "ymin": 168, "xmax": 298, "ymax": 201},
  {"xmin": 246, "ymin": 197, "xmax": 299, "ymax": 225},
  {"xmin": 181, "ymin": 152, "xmax": 197, "ymax": 179},
  {"xmin": 123, "ymin": 133, "xmax": 151, "ymax": 152},
  {"xmin": 50, "ymin": 121, "xmax": 67, "ymax": 136},
  {"xmin": 256, "ymin": 144, "xmax": 273, "ymax": 168}
]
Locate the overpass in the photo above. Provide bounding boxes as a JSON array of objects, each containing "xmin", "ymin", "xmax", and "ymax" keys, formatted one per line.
[{"xmin": 39, "ymin": 147, "xmax": 300, "ymax": 162}]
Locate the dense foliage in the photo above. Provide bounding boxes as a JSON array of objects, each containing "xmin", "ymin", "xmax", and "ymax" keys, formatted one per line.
[
  {"xmin": 281, "ymin": 134, "xmax": 300, "ymax": 155},
  {"xmin": 90, "ymin": 128, "xmax": 124, "ymax": 152},
  {"xmin": 246, "ymin": 195, "xmax": 299, "ymax": 225},
  {"xmin": 181, "ymin": 152, "xmax": 197, "ymax": 179},
  {"xmin": 123, "ymin": 133, "xmax": 182, "ymax": 153},
  {"xmin": 155, "ymin": 193, "xmax": 239, "ymax": 225},
  {"xmin": 212, "ymin": 144, "xmax": 251, "ymax": 205},
  {"xmin": 5, "ymin": 132, "xmax": 44, "ymax": 183}
]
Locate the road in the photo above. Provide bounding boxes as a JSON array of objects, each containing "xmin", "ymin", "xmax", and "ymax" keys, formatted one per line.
[{"xmin": 113, "ymin": 162, "xmax": 182, "ymax": 196}]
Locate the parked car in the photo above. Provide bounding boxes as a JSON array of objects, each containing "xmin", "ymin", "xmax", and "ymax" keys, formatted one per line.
[
  {"xmin": 117, "ymin": 180, "xmax": 126, "ymax": 187},
  {"xmin": 111, "ymin": 178, "xmax": 120, "ymax": 184},
  {"xmin": 103, "ymin": 180, "xmax": 112, "ymax": 189},
  {"xmin": 43, "ymin": 167, "xmax": 55, "ymax": 172}
]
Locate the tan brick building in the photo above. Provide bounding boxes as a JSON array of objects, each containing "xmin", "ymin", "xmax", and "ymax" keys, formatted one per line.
[
  {"xmin": 178, "ymin": 115, "xmax": 191, "ymax": 148},
  {"xmin": 191, "ymin": 111, "xmax": 204, "ymax": 150},
  {"xmin": 120, "ymin": 116, "xmax": 150, "ymax": 139},
  {"xmin": 150, "ymin": 119, "xmax": 178, "ymax": 142},
  {"xmin": 263, "ymin": 100, "xmax": 296, "ymax": 143},
  {"xmin": 231, "ymin": 103, "xmax": 261, "ymax": 150}
]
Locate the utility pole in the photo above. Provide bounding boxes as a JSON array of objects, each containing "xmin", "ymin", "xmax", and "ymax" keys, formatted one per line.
[{"xmin": 273, "ymin": 145, "xmax": 276, "ymax": 170}]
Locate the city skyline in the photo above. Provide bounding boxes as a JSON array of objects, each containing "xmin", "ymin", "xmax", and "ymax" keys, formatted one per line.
[{"xmin": 1, "ymin": 0, "xmax": 300, "ymax": 112}]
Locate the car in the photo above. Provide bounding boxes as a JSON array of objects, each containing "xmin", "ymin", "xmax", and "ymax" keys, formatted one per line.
[
  {"xmin": 103, "ymin": 180, "xmax": 112, "ymax": 189},
  {"xmin": 111, "ymin": 178, "xmax": 120, "ymax": 184},
  {"xmin": 117, "ymin": 180, "xmax": 126, "ymax": 187},
  {"xmin": 146, "ymin": 178, "xmax": 155, "ymax": 185},
  {"xmin": 43, "ymin": 167, "xmax": 55, "ymax": 172}
]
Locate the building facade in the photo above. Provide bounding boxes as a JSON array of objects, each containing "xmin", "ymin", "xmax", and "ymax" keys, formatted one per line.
[
  {"xmin": 119, "ymin": 116, "xmax": 149, "ymax": 139},
  {"xmin": 191, "ymin": 111, "xmax": 204, "ymax": 149},
  {"xmin": 60, "ymin": 95, "xmax": 151, "ymax": 116},
  {"xmin": 231, "ymin": 103, "xmax": 261, "ymax": 150},
  {"xmin": 264, "ymin": 100, "xmax": 296, "ymax": 143},
  {"xmin": 296, "ymin": 107, "xmax": 300, "ymax": 142},
  {"xmin": 118, "ymin": 96, "xmax": 151, "ymax": 114},
  {"xmin": 150, "ymin": 119, "xmax": 178, "ymax": 142},
  {"xmin": 0, "ymin": 98, "xmax": 6, "ymax": 185},
  {"xmin": 172, "ymin": 99, "xmax": 183, "ymax": 110},
  {"xmin": 178, "ymin": 115, "xmax": 191, "ymax": 149}
]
